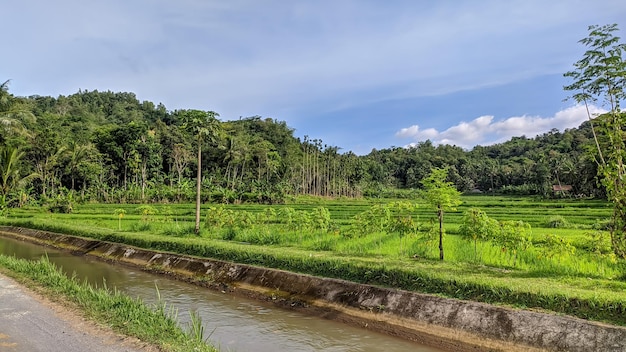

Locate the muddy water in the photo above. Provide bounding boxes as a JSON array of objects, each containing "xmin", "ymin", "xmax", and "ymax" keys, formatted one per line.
[{"xmin": 0, "ymin": 236, "xmax": 443, "ymax": 352}]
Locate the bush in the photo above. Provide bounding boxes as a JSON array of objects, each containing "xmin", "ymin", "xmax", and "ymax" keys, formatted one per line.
[
  {"xmin": 222, "ymin": 227, "xmax": 237, "ymax": 241},
  {"xmin": 546, "ymin": 215, "xmax": 569, "ymax": 228},
  {"xmin": 130, "ymin": 222, "xmax": 151, "ymax": 232},
  {"xmin": 592, "ymin": 218, "xmax": 612, "ymax": 231},
  {"xmin": 47, "ymin": 197, "xmax": 73, "ymax": 213}
]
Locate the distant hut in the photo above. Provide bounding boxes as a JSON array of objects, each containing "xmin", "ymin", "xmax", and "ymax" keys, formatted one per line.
[{"xmin": 552, "ymin": 185, "xmax": 572, "ymax": 195}]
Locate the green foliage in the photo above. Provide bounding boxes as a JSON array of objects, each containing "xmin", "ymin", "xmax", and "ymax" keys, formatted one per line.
[
  {"xmin": 178, "ymin": 109, "xmax": 222, "ymax": 235},
  {"xmin": 135, "ymin": 205, "xmax": 157, "ymax": 222},
  {"xmin": 0, "ymin": 146, "xmax": 37, "ymax": 197},
  {"xmin": 0, "ymin": 76, "xmax": 618, "ymax": 208},
  {"xmin": 292, "ymin": 210, "xmax": 312, "ymax": 238},
  {"xmin": 5, "ymin": 218, "xmax": 626, "ymax": 327},
  {"xmin": 205, "ymin": 204, "xmax": 228, "ymax": 229},
  {"xmin": 344, "ymin": 213, "xmax": 367, "ymax": 239},
  {"xmin": 310, "ymin": 206, "xmax": 331, "ymax": 232},
  {"xmin": 278, "ymin": 207, "xmax": 297, "ymax": 228},
  {"xmin": 540, "ymin": 234, "xmax": 576, "ymax": 262},
  {"xmin": 458, "ymin": 208, "xmax": 498, "ymax": 260},
  {"xmin": 0, "ymin": 194, "xmax": 11, "ymax": 217},
  {"xmin": 564, "ymin": 24, "xmax": 626, "ymax": 259},
  {"xmin": 161, "ymin": 225, "xmax": 196, "ymax": 237},
  {"xmin": 421, "ymin": 167, "xmax": 462, "ymax": 260},
  {"xmin": 114, "ymin": 208, "xmax": 126, "ymax": 230},
  {"xmin": 421, "ymin": 168, "xmax": 463, "ymax": 210},
  {"xmin": 492, "ymin": 220, "xmax": 532, "ymax": 267},
  {"xmin": 546, "ymin": 215, "xmax": 569, "ymax": 228},
  {"xmin": 187, "ymin": 310, "xmax": 207, "ymax": 344},
  {"xmin": 363, "ymin": 203, "xmax": 391, "ymax": 235},
  {"xmin": 585, "ymin": 230, "xmax": 613, "ymax": 256},
  {"xmin": 387, "ymin": 201, "xmax": 419, "ymax": 255},
  {"xmin": 47, "ymin": 192, "xmax": 74, "ymax": 214},
  {"xmin": 260, "ymin": 207, "xmax": 277, "ymax": 224}
]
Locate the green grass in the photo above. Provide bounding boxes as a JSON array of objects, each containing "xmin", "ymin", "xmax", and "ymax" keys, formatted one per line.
[
  {"xmin": 3, "ymin": 195, "xmax": 626, "ymax": 326},
  {"xmin": 0, "ymin": 254, "xmax": 217, "ymax": 352}
]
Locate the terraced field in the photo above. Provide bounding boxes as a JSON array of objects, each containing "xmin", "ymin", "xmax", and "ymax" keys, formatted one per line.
[{"xmin": 2, "ymin": 195, "xmax": 625, "ymax": 325}]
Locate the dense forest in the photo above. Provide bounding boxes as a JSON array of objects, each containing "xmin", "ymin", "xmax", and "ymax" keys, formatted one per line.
[{"xmin": 0, "ymin": 81, "xmax": 603, "ymax": 207}]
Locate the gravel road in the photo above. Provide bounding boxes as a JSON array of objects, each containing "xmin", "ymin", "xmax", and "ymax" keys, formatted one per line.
[{"xmin": 0, "ymin": 273, "xmax": 156, "ymax": 352}]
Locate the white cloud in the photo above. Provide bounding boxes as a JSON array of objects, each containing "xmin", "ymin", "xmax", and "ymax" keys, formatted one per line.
[
  {"xmin": 395, "ymin": 105, "xmax": 606, "ymax": 149},
  {"xmin": 8, "ymin": 0, "xmax": 626, "ymax": 117}
]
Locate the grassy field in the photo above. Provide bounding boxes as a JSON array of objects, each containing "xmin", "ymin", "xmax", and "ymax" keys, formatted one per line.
[{"xmin": 2, "ymin": 195, "xmax": 625, "ymax": 326}]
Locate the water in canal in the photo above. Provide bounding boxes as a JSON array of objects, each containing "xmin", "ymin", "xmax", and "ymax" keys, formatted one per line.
[{"xmin": 0, "ymin": 235, "xmax": 444, "ymax": 352}]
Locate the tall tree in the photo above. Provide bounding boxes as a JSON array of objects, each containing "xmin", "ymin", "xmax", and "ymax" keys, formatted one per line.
[
  {"xmin": 65, "ymin": 141, "xmax": 97, "ymax": 191},
  {"xmin": 0, "ymin": 80, "xmax": 35, "ymax": 144},
  {"xmin": 564, "ymin": 24, "xmax": 626, "ymax": 258},
  {"xmin": 0, "ymin": 145, "xmax": 38, "ymax": 198},
  {"xmin": 179, "ymin": 109, "xmax": 221, "ymax": 234},
  {"xmin": 421, "ymin": 167, "xmax": 462, "ymax": 261}
]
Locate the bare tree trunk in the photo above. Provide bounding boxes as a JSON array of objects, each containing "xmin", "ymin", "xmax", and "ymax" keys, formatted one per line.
[
  {"xmin": 438, "ymin": 207, "xmax": 444, "ymax": 261},
  {"xmin": 195, "ymin": 138, "xmax": 202, "ymax": 235}
]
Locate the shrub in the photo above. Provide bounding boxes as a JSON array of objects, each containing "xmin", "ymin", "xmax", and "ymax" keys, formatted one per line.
[
  {"xmin": 546, "ymin": 215, "xmax": 569, "ymax": 228},
  {"xmin": 130, "ymin": 222, "xmax": 152, "ymax": 232},
  {"xmin": 135, "ymin": 205, "xmax": 158, "ymax": 222},
  {"xmin": 539, "ymin": 234, "xmax": 576, "ymax": 262},
  {"xmin": 458, "ymin": 208, "xmax": 498, "ymax": 260},
  {"xmin": 592, "ymin": 218, "xmax": 612, "ymax": 231},
  {"xmin": 47, "ymin": 198, "xmax": 73, "ymax": 213},
  {"xmin": 492, "ymin": 220, "xmax": 532, "ymax": 267}
]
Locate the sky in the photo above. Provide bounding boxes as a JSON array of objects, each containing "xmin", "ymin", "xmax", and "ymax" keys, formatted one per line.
[{"xmin": 4, "ymin": 0, "xmax": 626, "ymax": 154}]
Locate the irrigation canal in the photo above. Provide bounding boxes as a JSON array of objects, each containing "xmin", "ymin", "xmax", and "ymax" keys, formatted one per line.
[{"xmin": 0, "ymin": 235, "xmax": 443, "ymax": 352}]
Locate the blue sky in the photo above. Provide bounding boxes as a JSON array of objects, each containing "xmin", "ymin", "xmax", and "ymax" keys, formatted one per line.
[{"xmin": 5, "ymin": 1, "xmax": 625, "ymax": 154}]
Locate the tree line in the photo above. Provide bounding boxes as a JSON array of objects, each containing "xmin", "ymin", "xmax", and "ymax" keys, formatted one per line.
[{"xmin": 0, "ymin": 82, "xmax": 607, "ymax": 207}]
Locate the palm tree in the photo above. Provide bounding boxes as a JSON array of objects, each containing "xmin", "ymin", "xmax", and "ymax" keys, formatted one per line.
[
  {"xmin": 66, "ymin": 142, "xmax": 97, "ymax": 191},
  {"xmin": 0, "ymin": 145, "xmax": 38, "ymax": 197},
  {"xmin": 0, "ymin": 80, "xmax": 35, "ymax": 142},
  {"xmin": 179, "ymin": 109, "xmax": 221, "ymax": 234}
]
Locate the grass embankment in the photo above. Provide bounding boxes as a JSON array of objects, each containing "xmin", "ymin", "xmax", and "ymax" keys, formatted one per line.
[
  {"xmin": 2, "ymin": 195, "xmax": 625, "ymax": 326},
  {"xmin": 0, "ymin": 254, "xmax": 217, "ymax": 352}
]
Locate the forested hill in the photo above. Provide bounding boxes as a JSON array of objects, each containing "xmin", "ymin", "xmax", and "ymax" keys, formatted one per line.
[{"xmin": 0, "ymin": 85, "xmax": 601, "ymax": 204}]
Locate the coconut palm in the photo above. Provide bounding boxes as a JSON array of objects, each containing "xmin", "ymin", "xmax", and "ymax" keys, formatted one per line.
[
  {"xmin": 0, "ymin": 145, "xmax": 38, "ymax": 197},
  {"xmin": 0, "ymin": 80, "xmax": 35, "ymax": 142}
]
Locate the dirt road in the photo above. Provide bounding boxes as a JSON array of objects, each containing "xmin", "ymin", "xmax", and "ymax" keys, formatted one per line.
[{"xmin": 0, "ymin": 273, "xmax": 157, "ymax": 352}]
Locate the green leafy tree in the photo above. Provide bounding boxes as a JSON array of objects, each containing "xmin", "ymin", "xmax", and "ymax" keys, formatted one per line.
[
  {"xmin": 179, "ymin": 110, "xmax": 221, "ymax": 234},
  {"xmin": 310, "ymin": 206, "xmax": 331, "ymax": 232},
  {"xmin": 387, "ymin": 201, "xmax": 419, "ymax": 255},
  {"xmin": 540, "ymin": 234, "xmax": 576, "ymax": 263},
  {"xmin": 492, "ymin": 220, "xmax": 532, "ymax": 267},
  {"xmin": 564, "ymin": 24, "xmax": 626, "ymax": 258},
  {"xmin": 65, "ymin": 141, "xmax": 98, "ymax": 191},
  {"xmin": 458, "ymin": 208, "xmax": 497, "ymax": 260},
  {"xmin": 421, "ymin": 167, "xmax": 461, "ymax": 260},
  {"xmin": 135, "ymin": 205, "xmax": 157, "ymax": 223}
]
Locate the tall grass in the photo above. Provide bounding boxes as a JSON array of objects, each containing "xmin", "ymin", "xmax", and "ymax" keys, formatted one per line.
[{"xmin": 0, "ymin": 254, "xmax": 217, "ymax": 352}]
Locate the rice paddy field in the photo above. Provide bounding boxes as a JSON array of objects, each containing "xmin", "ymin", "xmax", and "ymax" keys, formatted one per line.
[{"xmin": 2, "ymin": 195, "xmax": 625, "ymax": 326}]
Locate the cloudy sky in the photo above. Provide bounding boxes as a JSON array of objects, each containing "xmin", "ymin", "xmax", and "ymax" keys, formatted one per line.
[{"xmin": 5, "ymin": 0, "xmax": 625, "ymax": 154}]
